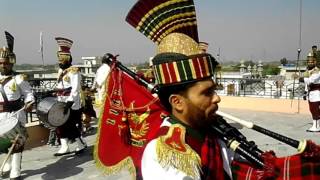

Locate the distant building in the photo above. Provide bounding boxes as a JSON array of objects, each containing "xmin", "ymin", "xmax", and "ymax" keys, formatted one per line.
[
  {"xmin": 74, "ymin": 56, "xmax": 102, "ymax": 78},
  {"xmin": 279, "ymin": 64, "xmax": 306, "ymax": 80}
]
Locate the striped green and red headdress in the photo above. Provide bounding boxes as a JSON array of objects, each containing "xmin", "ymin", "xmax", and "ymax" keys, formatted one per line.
[
  {"xmin": 152, "ymin": 52, "xmax": 217, "ymax": 85},
  {"xmin": 126, "ymin": 0, "xmax": 218, "ymax": 86},
  {"xmin": 126, "ymin": 0, "xmax": 198, "ymax": 44}
]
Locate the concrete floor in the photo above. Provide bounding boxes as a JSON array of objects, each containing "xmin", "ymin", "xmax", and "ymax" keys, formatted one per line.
[{"xmin": 0, "ymin": 107, "xmax": 319, "ymax": 180}]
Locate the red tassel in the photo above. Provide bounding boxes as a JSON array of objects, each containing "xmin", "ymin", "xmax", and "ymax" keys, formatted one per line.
[
  {"xmin": 302, "ymin": 140, "xmax": 320, "ymax": 160},
  {"xmin": 257, "ymin": 151, "xmax": 279, "ymax": 180},
  {"xmin": 120, "ymin": 111, "xmax": 131, "ymax": 145}
]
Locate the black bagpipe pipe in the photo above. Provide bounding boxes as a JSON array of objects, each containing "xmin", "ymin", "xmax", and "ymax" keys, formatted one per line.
[
  {"xmin": 216, "ymin": 111, "xmax": 307, "ymax": 153},
  {"xmin": 101, "ymin": 53, "xmax": 308, "ymax": 169}
]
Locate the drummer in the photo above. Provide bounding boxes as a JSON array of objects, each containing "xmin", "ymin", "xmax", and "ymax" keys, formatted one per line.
[
  {"xmin": 0, "ymin": 31, "xmax": 34, "ymax": 179},
  {"xmin": 53, "ymin": 37, "xmax": 87, "ymax": 156}
]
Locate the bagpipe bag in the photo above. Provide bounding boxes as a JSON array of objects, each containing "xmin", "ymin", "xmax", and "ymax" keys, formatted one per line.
[{"xmin": 232, "ymin": 143, "xmax": 320, "ymax": 180}]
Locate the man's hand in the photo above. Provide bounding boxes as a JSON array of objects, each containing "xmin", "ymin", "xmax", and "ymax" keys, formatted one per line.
[
  {"xmin": 298, "ymin": 77, "xmax": 304, "ymax": 83},
  {"xmin": 11, "ymin": 139, "xmax": 24, "ymax": 152},
  {"xmin": 292, "ymin": 73, "xmax": 299, "ymax": 79},
  {"xmin": 24, "ymin": 101, "xmax": 34, "ymax": 113},
  {"xmin": 63, "ymin": 101, "xmax": 73, "ymax": 115}
]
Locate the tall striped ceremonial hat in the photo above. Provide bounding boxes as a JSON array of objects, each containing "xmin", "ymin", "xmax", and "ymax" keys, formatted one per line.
[
  {"xmin": 55, "ymin": 37, "xmax": 73, "ymax": 62},
  {"xmin": 126, "ymin": 0, "xmax": 218, "ymax": 86},
  {"xmin": 0, "ymin": 31, "xmax": 16, "ymax": 64}
]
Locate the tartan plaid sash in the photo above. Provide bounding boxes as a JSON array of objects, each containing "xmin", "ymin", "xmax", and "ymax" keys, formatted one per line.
[
  {"xmin": 200, "ymin": 133, "xmax": 226, "ymax": 180},
  {"xmin": 231, "ymin": 153, "xmax": 320, "ymax": 180}
]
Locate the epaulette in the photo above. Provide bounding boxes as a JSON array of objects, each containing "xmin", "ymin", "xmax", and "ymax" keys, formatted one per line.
[
  {"xmin": 67, "ymin": 67, "xmax": 79, "ymax": 74},
  {"xmin": 310, "ymin": 67, "xmax": 319, "ymax": 75},
  {"xmin": 16, "ymin": 74, "xmax": 28, "ymax": 81},
  {"xmin": 156, "ymin": 124, "xmax": 201, "ymax": 179}
]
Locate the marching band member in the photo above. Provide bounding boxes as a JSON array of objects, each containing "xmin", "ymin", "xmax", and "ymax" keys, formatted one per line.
[
  {"xmin": 125, "ymin": 0, "xmax": 235, "ymax": 179},
  {"xmin": 298, "ymin": 52, "xmax": 320, "ymax": 132},
  {"xmin": 91, "ymin": 54, "xmax": 110, "ymax": 106},
  {"xmin": 54, "ymin": 37, "xmax": 87, "ymax": 156},
  {"xmin": 0, "ymin": 31, "xmax": 34, "ymax": 180}
]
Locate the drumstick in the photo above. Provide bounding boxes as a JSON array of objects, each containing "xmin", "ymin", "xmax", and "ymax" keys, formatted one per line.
[
  {"xmin": 10, "ymin": 100, "xmax": 35, "ymax": 117},
  {"xmin": 0, "ymin": 134, "xmax": 20, "ymax": 175}
]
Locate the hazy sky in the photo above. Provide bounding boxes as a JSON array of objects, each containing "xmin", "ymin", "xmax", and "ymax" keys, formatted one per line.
[{"xmin": 1, "ymin": 0, "xmax": 320, "ymax": 65}]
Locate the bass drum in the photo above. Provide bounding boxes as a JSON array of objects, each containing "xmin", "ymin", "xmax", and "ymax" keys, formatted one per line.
[
  {"xmin": 0, "ymin": 116, "xmax": 27, "ymax": 152},
  {"xmin": 36, "ymin": 97, "xmax": 70, "ymax": 127}
]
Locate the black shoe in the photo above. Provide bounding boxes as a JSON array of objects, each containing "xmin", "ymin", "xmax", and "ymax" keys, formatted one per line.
[
  {"xmin": 54, "ymin": 151, "xmax": 71, "ymax": 156},
  {"xmin": 1, "ymin": 171, "xmax": 9, "ymax": 178},
  {"xmin": 306, "ymin": 129, "xmax": 320, "ymax": 132}
]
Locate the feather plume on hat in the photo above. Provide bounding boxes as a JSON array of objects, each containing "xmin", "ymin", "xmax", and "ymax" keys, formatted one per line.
[
  {"xmin": 5, "ymin": 31, "xmax": 14, "ymax": 53},
  {"xmin": 0, "ymin": 31, "xmax": 16, "ymax": 64}
]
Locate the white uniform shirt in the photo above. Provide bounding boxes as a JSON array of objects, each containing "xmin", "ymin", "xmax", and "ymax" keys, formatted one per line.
[
  {"xmin": 56, "ymin": 67, "xmax": 81, "ymax": 110},
  {"xmin": 304, "ymin": 68, "xmax": 320, "ymax": 102},
  {"xmin": 93, "ymin": 63, "xmax": 110, "ymax": 103},
  {"xmin": 141, "ymin": 119, "xmax": 234, "ymax": 180},
  {"xmin": 0, "ymin": 74, "xmax": 35, "ymax": 125}
]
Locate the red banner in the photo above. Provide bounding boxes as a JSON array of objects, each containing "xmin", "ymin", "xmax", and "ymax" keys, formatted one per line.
[{"xmin": 94, "ymin": 66, "xmax": 167, "ymax": 178}]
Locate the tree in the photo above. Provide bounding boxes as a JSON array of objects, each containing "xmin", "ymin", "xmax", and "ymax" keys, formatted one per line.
[
  {"xmin": 280, "ymin": 57, "xmax": 288, "ymax": 66},
  {"xmin": 263, "ymin": 64, "xmax": 280, "ymax": 76}
]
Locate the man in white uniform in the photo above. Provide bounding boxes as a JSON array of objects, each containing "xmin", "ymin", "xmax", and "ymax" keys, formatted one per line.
[
  {"xmin": 0, "ymin": 31, "xmax": 34, "ymax": 180},
  {"xmin": 91, "ymin": 54, "xmax": 110, "ymax": 106},
  {"xmin": 54, "ymin": 37, "xmax": 87, "ymax": 156},
  {"xmin": 299, "ymin": 52, "xmax": 320, "ymax": 132}
]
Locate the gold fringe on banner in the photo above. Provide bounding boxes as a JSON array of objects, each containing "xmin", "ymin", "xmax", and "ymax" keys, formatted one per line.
[{"xmin": 93, "ymin": 74, "xmax": 137, "ymax": 179}]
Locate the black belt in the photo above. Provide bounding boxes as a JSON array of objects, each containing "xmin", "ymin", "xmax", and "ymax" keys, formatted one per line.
[
  {"xmin": 309, "ymin": 84, "xmax": 320, "ymax": 91},
  {"xmin": 0, "ymin": 100, "xmax": 24, "ymax": 112}
]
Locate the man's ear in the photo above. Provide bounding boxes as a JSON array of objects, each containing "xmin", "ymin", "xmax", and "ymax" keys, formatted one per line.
[{"xmin": 169, "ymin": 94, "xmax": 184, "ymax": 111}]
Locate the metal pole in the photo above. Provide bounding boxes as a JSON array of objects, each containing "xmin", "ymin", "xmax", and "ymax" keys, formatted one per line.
[
  {"xmin": 297, "ymin": 0, "xmax": 302, "ymax": 113},
  {"xmin": 40, "ymin": 31, "xmax": 45, "ymax": 78},
  {"xmin": 291, "ymin": 0, "xmax": 302, "ymax": 113}
]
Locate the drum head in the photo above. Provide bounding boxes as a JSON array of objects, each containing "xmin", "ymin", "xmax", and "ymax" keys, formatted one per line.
[
  {"xmin": 37, "ymin": 97, "xmax": 70, "ymax": 127},
  {"xmin": 47, "ymin": 102, "xmax": 70, "ymax": 127},
  {"xmin": 0, "ymin": 117, "xmax": 18, "ymax": 137}
]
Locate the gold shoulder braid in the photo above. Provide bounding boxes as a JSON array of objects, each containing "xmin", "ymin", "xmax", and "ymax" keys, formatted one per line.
[
  {"xmin": 67, "ymin": 67, "xmax": 80, "ymax": 74},
  {"xmin": 9, "ymin": 78, "xmax": 17, "ymax": 92},
  {"xmin": 156, "ymin": 124, "xmax": 201, "ymax": 179},
  {"xmin": 308, "ymin": 67, "xmax": 319, "ymax": 76},
  {"xmin": 17, "ymin": 74, "xmax": 28, "ymax": 81}
]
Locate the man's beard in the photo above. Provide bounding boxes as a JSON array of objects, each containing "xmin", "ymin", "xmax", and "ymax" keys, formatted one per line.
[
  {"xmin": 188, "ymin": 104, "xmax": 214, "ymax": 129},
  {"xmin": 59, "ymin": 63, "xmax": 71, "ymax": 70},
  {"xmin": 0, "ymin": 67, "xmax": 13, "ymax": 75},
  {"xmin": 307, "ymin": 65, "xmax": 315, "ymax": 70}
]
